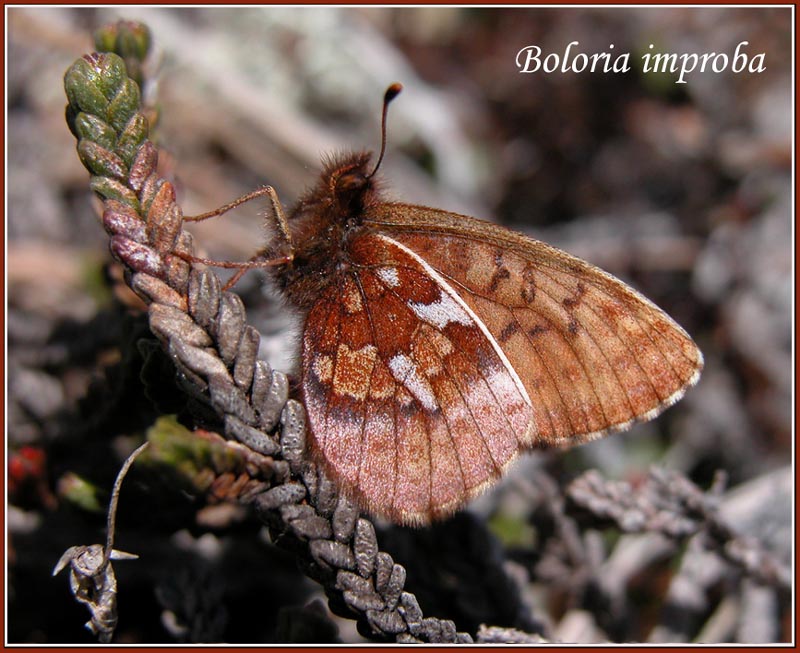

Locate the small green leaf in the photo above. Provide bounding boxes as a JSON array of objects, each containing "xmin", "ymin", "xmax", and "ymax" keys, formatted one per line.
[
  {"xmin": 141, "ymin": 416, "xmax": 245, "ymax": 494},
  {"xmin": 107, "ymin": 78, "xmax": 142, "ymax": 134},
  {"xmin": 74, "ymin": 113, "xmax": 117, "ymax": 150},
  {"xmin": 57, "ymin": 472, "xmax": 105, "ymax": 513},
  {"xmin": 78, "ymin": 140, "xmax": 128, "ymax": 180},
  {"xmin": 90, "ymin": 176, "xmax": 139, "ymax": 209},
  {"xmin": 116, "ymin": 113, "xmax": 150, "ymax": 166},
  {"xmin": 94, "ymin": 21, "xmax": 152, "ymax": 62},
  {"xmin": 488, "ymin": 513, "xmax": 537, "ymax": 549},
  {"xmin": 64, "ymin": 58, "xmax": 110, "ymax": 117},
  {"xmin": 89, "ymin": 52, "xmax": 128, "ymax": 101}
]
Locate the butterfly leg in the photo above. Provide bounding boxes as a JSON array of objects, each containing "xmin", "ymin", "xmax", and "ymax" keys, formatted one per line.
[
  {"xmin": 183, "ymin": 186, "xmax": 275, "ymax": 223},
  {"xmin": 178, "ymin": 185, "xmax": 295, "ymax": 288},
  {"xmin": 183, "ymin": 186, "xmax": 292, "ymax": 249},
  {"xmin": 171, "ymin": 250, "xmax": 293, "ymax": 288}
]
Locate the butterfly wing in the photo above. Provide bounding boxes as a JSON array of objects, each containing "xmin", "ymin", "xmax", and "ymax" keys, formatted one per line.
[
  {"xmin": 301, "ymin": 231, "xmax": 533, "ymax": 525},
  {"xmin": 365, "ymin": 203, "xmax": 703, "ymax": 448}
]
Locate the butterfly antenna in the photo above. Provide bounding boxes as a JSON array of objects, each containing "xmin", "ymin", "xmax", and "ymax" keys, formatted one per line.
[{"xmin": 369, "ymin": 82, "xmax": 403, "ymax": 179}]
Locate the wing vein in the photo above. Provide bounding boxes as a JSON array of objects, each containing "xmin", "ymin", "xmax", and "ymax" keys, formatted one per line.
[{"xmin": 350, "ymin": 272, "xmax": 382, "ymax": 500}]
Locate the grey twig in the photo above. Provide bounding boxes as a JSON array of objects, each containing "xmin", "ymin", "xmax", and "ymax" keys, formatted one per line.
[{"xmin": 566, "ymin": 466, "xmax": 790, "ymax": 592}]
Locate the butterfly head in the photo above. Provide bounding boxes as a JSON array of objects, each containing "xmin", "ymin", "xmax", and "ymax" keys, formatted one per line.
[
  {"xmin": 324, "ymin": 83, "xmax": 402, "ymax": 220},
  {"xmin": 328, "ymin": 152, "xmax": 378, "ymax": 217},
  {"xmin": 290, "ymin": 83, "xmax": 402, "ymax": 230},
  {"xmin": 264, "ymin": 84, "xmax": 403, "ymax": 308}
]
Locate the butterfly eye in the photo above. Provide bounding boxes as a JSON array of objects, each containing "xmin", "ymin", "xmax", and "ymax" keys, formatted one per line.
[
  {"xmin": 335, "ymin": 170, "xmax": 368, "ymax": 194},
  {"xmin": 333, "ymin": 170, "xmax": 372, "ymax": 215}
]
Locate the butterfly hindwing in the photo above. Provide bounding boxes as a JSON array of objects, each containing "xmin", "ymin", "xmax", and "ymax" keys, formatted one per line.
[
  {"xmin": 302, "ymin": 232, "xmax": 533, "ymax": 525},
  {"xmin": 366, "ymin": 203, "xmax": 703, "ymax": 448}
]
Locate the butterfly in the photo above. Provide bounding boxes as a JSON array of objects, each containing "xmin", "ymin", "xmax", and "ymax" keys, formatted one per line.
[{"xmin": 185, "ymin": 83, "xmax": 703, "ymax": 527}]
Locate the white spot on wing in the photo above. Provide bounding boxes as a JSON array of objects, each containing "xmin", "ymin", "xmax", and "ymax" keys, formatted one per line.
[
  {"xmin": 376, "ymin": 267, "xmax": 400, "ymax": 288},
  {"xmin": 409, "ymin": 292, "xmax": 472, "ymax": 329},
  {"xmin": 389, "ymin": 353, "xmax": 438, "ymax": 411}
]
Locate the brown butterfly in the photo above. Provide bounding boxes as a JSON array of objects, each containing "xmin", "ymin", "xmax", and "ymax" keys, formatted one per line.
[{"xmin": 186, "ymin": 83, "xmax": 703, "ymax": 526}]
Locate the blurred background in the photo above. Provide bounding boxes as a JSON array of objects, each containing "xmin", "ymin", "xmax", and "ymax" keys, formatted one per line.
[{"xmin": 7, "ymin": 6, "xmax": 792, "ymax": 644}]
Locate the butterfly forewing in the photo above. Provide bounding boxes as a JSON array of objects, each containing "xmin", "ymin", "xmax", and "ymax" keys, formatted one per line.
[
  {"xmin": 302, "ymin": 232, "xmax": 533, "ymax": 525},
  {"xmin": 366, "ymin": 203, "xmax": 703, "ymax": 448}
]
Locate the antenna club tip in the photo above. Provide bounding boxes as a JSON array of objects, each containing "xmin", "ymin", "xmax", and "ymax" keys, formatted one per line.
[
  {"xmin": 385, "ymin": 82, "xmax": 403, "ymax": 102},
  {"xmin": 370, "ymin": 83, "xmax": 402, "ymax": 179}
]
